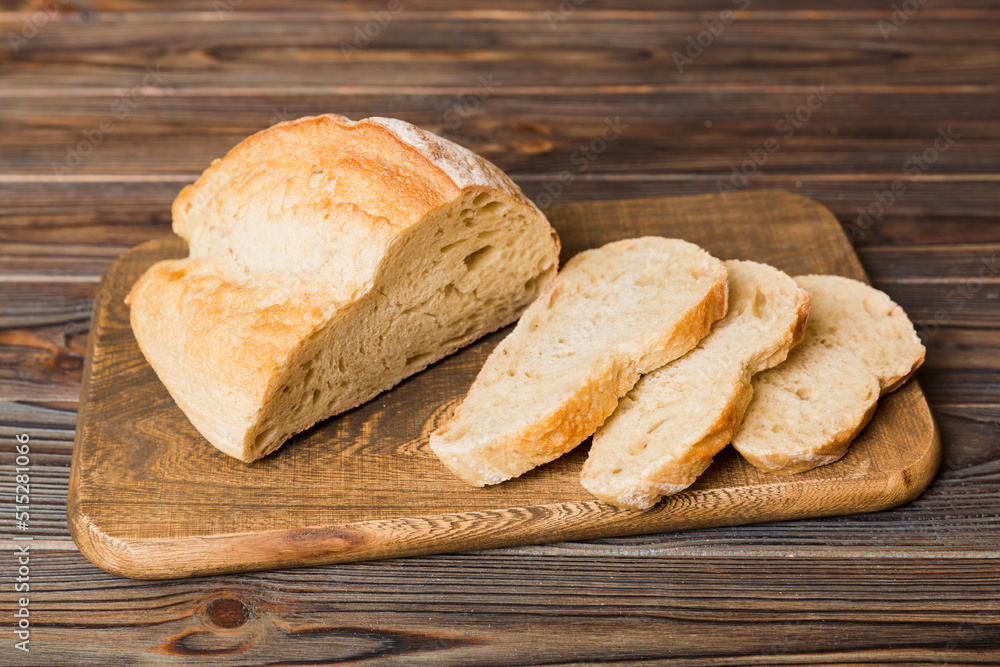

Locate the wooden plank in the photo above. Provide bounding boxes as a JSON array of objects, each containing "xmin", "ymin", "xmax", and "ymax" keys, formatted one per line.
[
  {"xmin": 0, "ymin": 92, "xmax": 996, "ymax": 176},
  {"xmin": 2, "ymin": 16, "xmax": 1000, "ymax": 91},
  {"xmin": 0, "ymin": 282, "xmax": 96, "ymax": 327},
  {"xmin": 0, "ymin": 180, "xmax": 176, "ymax": 247},
  {"xmin": 920, "ymin": 368, "xmax": 1000, "ymax": 407},
  {"xmin": 4, "ymin": 551, "xmax": 999, "ymax": 665},
  {"xmin": 920, "ymin": 327, "xmax": 1000, "ymax": 373},
  {"xmin": 861, "ymin": 244, "xmax": 1000, "ymax": 280},
  {"xmin": 2, "ymin": 180, "xmax": 998, "ymax": 252},
  {"xmin": 0, "ymin": 251, "xmax": 117, "ymax": 281},
  {"xmin": 3, "ymin": 0, "xmax": 999, "ymax": 11},
  {"xmin": 66, "ymin": 192, "xmax": 943, "ymax": 579},
  {"xmin": 872, "ymin": 284, "xmax": 1000, "ymax": 330},
  {"xmin": 0, "ymin": 400, "xmax": 73, "ymax": 542},
  {"xmin": 0, "ymin": 322, "xmax": 88, "ymax": 403}
]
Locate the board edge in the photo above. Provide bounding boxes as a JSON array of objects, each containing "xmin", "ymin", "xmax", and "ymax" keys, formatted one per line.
[{"xmin": 68, "ymin": 193, "xmax": 943, "ymax": 579}]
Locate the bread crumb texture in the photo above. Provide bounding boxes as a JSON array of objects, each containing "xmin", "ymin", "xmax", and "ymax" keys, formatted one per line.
[
  {"xmin": 583, "ymin": 259, "xmax": 810, "ymax": 509},
  {"xmin": 732, "ymin": 274, "xmax": 925, "ymax": 475},
  {"xmin": 127, "ymin": 114, "xmax": 560, "ymax": 461},
  {"xmin": 430, "ymin": 237, "xmax": 729, "ymax": 487}
]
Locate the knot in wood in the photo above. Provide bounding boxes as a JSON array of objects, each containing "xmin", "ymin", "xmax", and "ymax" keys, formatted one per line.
[
  {"xmin": 53, "ymin": 352, "xmax": 84, "ymax": 373},
  {"xmin": 204, "ymin": 597, "xmax": 251, "ymax": 630}
]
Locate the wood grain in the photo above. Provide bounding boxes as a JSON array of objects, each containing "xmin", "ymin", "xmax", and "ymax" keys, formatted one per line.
[
  {"xmin": 1, "ymin": 92, "xmax": 997, "ymax": 174},
  {"xmin": 2, "ymin": 551, "xmax": 998, "ymax": 667},
  {"xmin": 2, "ymin": 0, "xmax": 999, "ymax": 661},
  {"xmin": 3, "ymin": 13, "xmax": 1000, "ymax": 91},
  {"xmin": 67, "ymin": 191, "xmax": 941, "ymax": 579},
  {"xmin": 3, "ymin": 0, "xmax": 998, "ymax": 10}
]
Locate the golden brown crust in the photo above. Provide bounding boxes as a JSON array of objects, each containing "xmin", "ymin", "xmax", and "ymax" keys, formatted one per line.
[
  {"xmin": 741, "ymin": 398, "xmax": 879, "ymax": 475},
  {"xmin": 733, "ymin": 274, "xmax": 924, "ymax": 476},
  {"xmin": 171, "ymin": 114, "xmax": 543, "ymax": 248},
  {"xmin": 173, "ymin": 116, "xmax": 447, "ymax": 241},
  {"xmin": 879, "ymin": 305, "xmax": 926, "ymax": 395},
  {"xmin": 582, "ymin": 260, "xmax": 812, "ymax": 509},
  {"xmin": 791, "ymin": 290, "xmax": 811, "ymax": 347},
  {"xmin": 436, "ymin": 360, "xmax": 637, "ymax": 487},
  {"xmin": 128, "ymin": 259, "xmax": 331, "ymax": 459},
  {"xmin": 128, "ymin": 114, "xmax": 559, "ymax": 461},
  {"xmin": 431, "ymin": 241, "xmax": 730, "ymax": 487}
]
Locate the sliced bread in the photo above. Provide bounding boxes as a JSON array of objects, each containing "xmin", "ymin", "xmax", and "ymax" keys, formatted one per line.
[
  {"xmin": 581, "ymin": 259, "xmax": 810, "ymax": 509},
  {"xmin": 732, "ymin": 274, "xmax": 925, "ymax": 474},
  {"xmin": 429, "ymin": 237, "xmax": 729, "ymax": 487},
  {"xmin": 126, "ymin": 114, "xmax": 560, "ymax": 462}
]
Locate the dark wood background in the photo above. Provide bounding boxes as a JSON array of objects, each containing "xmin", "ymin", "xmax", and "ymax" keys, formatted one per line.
[{"xmin": 1, "ymin": 0, "xmax": 998, "ymax": 663}]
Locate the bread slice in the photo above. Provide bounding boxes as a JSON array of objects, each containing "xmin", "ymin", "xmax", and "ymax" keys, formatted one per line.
[
  {"xmin": 732, "ymin": 274, "xmax": 925, "ymax": 474},
  {"xmin": 581, "ymin": 260, "xmax": 810, "ymax": 509},
  {"xmin": 429, "ymin": 237, "xmax": 729, "ymax": 487},
  {"xmin": 126, "ymin": 114, "xmax": 561, "ymax": 462}
]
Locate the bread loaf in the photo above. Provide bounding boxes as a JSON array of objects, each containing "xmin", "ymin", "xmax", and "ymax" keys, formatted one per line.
[
  {"xmin": 582, "ymin": 260, "xmax": 810, "ymax": 509},
  {"xmin": 126, "ymin": 114, "xmax": 561, "ymax": 462},
  {"xmin": 732, "ymin": 274, "xmax": 925, "ymax": 474},
  {"xmin": 429, "ymin": 237, "xmax": 729, "ymax": 487}
]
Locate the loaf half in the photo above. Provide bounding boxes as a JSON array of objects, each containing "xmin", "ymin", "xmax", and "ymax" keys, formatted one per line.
[
  {"xmin": 126, "ymin": 114, "xmax": 561, "ymax": 462},
  {"xmin": 581, "ymin": 260, "xmax": 810, "ymax": 509},
  {"xmin": 732, "ymin": 274, "xmax": 925, "ymax": 474},
  {"xmin": 429, "ymin": 237, "xmax": 729, "ymax": 487}
]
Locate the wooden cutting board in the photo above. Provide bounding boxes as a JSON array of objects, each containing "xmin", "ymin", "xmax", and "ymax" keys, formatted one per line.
[{"xmin": 69, "ymin": 191, "xmax": 940, "ymax": 580}]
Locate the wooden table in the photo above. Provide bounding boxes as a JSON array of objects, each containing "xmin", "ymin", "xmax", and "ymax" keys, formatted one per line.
[{"xmin": 1, "ymin": 1, "xmax": 998, "ymax": 663}]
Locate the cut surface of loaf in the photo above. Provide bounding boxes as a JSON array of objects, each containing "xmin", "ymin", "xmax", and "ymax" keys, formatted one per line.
[
  {"xmin": 581, "ymin": 260, "xmax": 810, "ymax": 509},
  {"xmin": 126, "ymin": 114, "xmax": 561, "ymax": 462},
  {"xmin": 732, "ymin": 274, "xmax": 925, "ymax": 474},
  {"xmin": 429, "ymin": 237, "xmax": 729, "ymax": 487}
]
